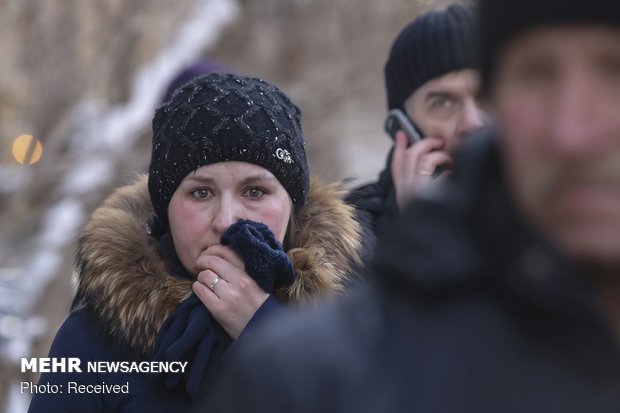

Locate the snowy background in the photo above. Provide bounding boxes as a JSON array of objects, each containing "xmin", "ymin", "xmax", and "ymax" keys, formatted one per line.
[{"xmin": 0, "ymin": 0, "xmax": 460, "ymax": 410}]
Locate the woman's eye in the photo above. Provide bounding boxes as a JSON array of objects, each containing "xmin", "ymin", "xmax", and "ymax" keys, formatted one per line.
[
  {"xmin": 190, "ymin": 188, "xmax": 213, "ymax": 199},
  {"xmin": 245, "ymin": 187, "xmax": 266, "ymax": 199}
]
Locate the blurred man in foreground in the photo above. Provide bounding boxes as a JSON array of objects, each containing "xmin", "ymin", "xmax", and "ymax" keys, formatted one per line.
[{"xmin": 204, "ymin": 0, "xmax": 620, "ymax": 411}]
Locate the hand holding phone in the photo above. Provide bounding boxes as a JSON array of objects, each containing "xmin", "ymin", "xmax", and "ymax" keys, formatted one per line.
[{"xmin": 384, "ymin": 109, "xmax": 423, "ymax": 144}]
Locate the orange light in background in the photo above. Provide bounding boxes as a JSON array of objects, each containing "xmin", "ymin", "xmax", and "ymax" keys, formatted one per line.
[{"xmin": 12, "ymin": 134, "xmax": 43, "ymax": 165}]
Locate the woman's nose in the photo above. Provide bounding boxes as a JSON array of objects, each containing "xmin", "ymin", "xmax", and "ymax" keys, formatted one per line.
[{"xmin": 211, "ymin": 197, "xmax": 240, "ymax": 235}]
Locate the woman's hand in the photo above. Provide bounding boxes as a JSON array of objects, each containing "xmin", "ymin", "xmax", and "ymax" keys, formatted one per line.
[
  {"xmin": 192, "ymin": 245, "xmax": 269, "ymax": 339},
  {"xmin": 391, "ymin": 131, "xmax": 452, "ymax": 211}
]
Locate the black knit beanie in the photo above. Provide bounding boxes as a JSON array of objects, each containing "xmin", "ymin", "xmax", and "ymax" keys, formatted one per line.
[
  {"xmin": 384, "ymin": 4, "xmax": 478, "ymax": 111},
  {"xmin": 148, "ymin": 72, "xmax": 309, "ymax": 226},
  {"xmin": 479, "ymin": 0, "xmax": 620, "ymax": 94}
]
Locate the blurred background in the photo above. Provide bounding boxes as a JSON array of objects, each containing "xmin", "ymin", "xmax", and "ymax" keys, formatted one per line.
[{"xmin": 0, "ymin": 0, "xmax": 461, "ymax": 410}]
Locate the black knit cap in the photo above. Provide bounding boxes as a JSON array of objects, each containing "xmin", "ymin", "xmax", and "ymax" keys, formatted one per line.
[
  {"xmin": 479, "ymin": 0, "xmax": 620, "ymax": 95},
  {"xmin": 384, "ymin": 4, "xmax": 478, "ymax": 111},
  {"xmin": 148, "ymin": 72, "xmax": 309, "ymax": 226}
]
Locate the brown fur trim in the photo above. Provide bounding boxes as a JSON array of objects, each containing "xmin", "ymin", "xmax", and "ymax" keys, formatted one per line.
[
  {"xmin": 277, "ymin": 180, "xmax": 363, "ymax": 305},
  {"xmin": 73, "ymin": 174, "xmax": 362, "ymax": 357}
]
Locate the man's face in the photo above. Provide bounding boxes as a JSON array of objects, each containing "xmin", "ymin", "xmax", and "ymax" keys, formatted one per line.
[
  {"xmin": 405, "ymin": 69, "xmax": 485, "ymax": 154},
  {"xmin": 494, "ymin": 26, "xmax": 620, "ymax": 268}
]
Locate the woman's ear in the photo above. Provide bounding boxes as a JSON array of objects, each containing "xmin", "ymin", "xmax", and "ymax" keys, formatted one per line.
[{"xmin": 145, "ymin": 214, "xmax": 167, "ymax": 239}]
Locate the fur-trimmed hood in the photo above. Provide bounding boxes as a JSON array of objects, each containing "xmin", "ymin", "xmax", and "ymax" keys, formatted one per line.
[{"xmin": 72, "ymin": 175, "xmax": 362, "ymax": 358}]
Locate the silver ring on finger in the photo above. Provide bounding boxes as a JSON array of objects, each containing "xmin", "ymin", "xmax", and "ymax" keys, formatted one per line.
[
  {"xmin": 208, "ymin": 276, "xmax": 221, "ymax": 291},
  {"xmin": 419, "ymin": 170, "xmax": 432, "ymax": 176}
]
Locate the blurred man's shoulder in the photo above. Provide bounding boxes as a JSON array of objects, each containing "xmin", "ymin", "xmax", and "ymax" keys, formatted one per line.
[{"xmin": 231, "ymin": 282, "xmax": 382, "ymax": 371}]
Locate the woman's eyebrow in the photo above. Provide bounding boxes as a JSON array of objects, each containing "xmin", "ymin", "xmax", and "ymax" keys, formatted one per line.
[
  {"xmin": 239, "ymin": 174, "xmax": 277, "ymax": 186},
  {"xmin": 184, "ymin": 173, "xmax": 276, "ymax": 186},
  {"xmin": 184, "ymin": 175, "xmax": 216, "ymax": 185}
]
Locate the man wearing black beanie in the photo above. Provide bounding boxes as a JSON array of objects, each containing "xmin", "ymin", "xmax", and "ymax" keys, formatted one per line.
[
  {"xmin": 203, "ymin": 1, "xmax": 620, "ymax": 412},
  {"xmin": 347, "ymin": 3, "xmax": 484, "ymax": 246}
]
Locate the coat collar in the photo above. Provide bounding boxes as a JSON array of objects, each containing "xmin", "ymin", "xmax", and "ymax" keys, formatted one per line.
[{"xmin": 72, "ymin": 174, "xmax": 362, "ymax": 357}]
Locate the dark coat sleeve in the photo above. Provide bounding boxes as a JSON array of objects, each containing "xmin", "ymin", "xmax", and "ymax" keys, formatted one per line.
[
  {"xmin": 240, "ymin": 295, "xmax": 287, "ymax": 337},
  {"xmin": 200, "ymin": 286, "xmax": 382, "ymax": 413},
  {"xmin": 222, "ymin": 295, "xmax": 288, "ymax": 360}
]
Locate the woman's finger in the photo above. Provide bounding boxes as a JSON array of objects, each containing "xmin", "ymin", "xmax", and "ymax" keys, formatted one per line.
[
  {"xmin": 196, "ymin": 269, "xmax": 229, "ymax": 298},
  {"xmin": 200, "ymin": 244, "xmax": 244, "ymax": 270},
  {"xmin": 199, "ymin": 255, "xmax": 245, "ymax": 285},
  {"xmin": 193, "ymin": 279, "xmax": 220, "ymax": 311}
]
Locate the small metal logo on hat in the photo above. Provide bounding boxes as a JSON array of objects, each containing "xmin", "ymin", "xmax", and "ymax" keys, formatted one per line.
[{"xmin": 275, "ymin": 148, "xmax": 293, "ymax": 164}]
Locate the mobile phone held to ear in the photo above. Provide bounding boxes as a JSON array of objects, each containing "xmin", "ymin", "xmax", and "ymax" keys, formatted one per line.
[{"xmin": 384, "ymin": 109, "xmax": 423, "ymax": 144}]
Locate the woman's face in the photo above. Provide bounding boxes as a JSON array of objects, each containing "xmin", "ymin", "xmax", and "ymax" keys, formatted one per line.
[{"xmin": 168, "ymin": 162, "xmax": 292, "ymax": 276}]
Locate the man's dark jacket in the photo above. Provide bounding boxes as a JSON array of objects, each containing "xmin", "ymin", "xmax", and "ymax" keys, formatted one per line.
[
  {"xmin": 345, "ymin": 149, "xmax": 398, "ymax": 258},
  {"xmin": 204, "ymin": 132, "xmax": 620, "ymax": 413}
]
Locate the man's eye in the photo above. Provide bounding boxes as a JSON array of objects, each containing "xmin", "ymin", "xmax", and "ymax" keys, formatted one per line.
[
  {"xmin": 514, "ymin": 60, "xmax": 557, "ymax": 86},
  {"xmin": 599, "ymin": 55, "xmax": 620, "ymax": 82},
  {"xmin": 431, "ymin": 98, "xmax": 453, "ymax": 110},
  {"xmin": 191, "ymin": 188, "xmax": 212, "ymax": 199},
  {"xmin": 245, "ymin": 188, "xmax": 265, "ymax": 199}
]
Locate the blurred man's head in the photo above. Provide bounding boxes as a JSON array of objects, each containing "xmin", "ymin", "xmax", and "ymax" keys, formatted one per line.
[
  {"xmin": 481, "ymin": 0, "xmax": 620, "ymax": 269},
  {"xmin": 384, "ymin": 4, "xmax": 485, "ymax": 153}
]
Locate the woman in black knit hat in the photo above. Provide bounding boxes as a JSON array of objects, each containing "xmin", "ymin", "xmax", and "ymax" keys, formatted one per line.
[{"xmin": 29, "ymin": 73, "xmax": 363, "ymax": 412}]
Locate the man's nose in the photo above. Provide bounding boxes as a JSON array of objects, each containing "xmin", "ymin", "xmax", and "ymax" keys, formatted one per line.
[
  {"xmin": 458, "ymin": 98, "xmax": 485, "ymax": 137},
  {"xmin": 549, "ymin": 74, "xmax": 607, "ymax": 159}
]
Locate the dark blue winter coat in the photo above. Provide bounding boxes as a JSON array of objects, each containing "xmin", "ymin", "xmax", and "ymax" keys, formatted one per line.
[{"xmin": 28, "ymin": 175, "xmax": 363, "ymax": 412}]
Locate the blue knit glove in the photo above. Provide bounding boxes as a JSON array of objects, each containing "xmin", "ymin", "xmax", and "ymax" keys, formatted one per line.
[
  {"xmin": 220, "ymin": 219, "xmax": 296, "ymax": 293},
  {"xmin": 150, "ymin": 294, "xmax": 230, "ymax": 399}
]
